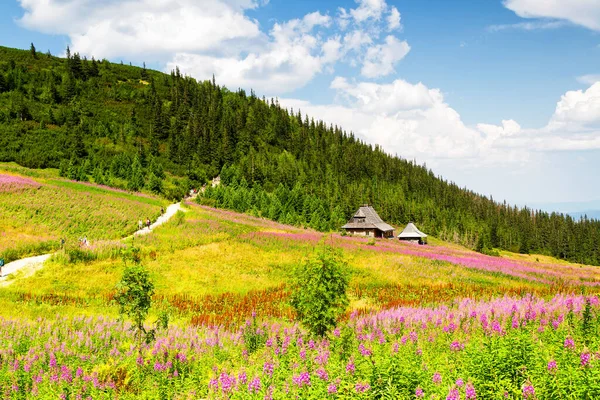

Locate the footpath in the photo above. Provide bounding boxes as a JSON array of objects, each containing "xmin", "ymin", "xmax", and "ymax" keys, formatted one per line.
[{"xmin": 0, "ymin": 201, "xmax": 184, "ymax": 286}]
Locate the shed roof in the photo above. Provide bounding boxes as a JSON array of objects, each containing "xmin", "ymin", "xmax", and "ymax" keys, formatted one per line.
[
  {"xmin": 398, "ymin": 222, "xmax": 428, "ymax": 238},
  {"xmin": 341, "ymin": 206, "xmax": 394, "ymax": 232}
]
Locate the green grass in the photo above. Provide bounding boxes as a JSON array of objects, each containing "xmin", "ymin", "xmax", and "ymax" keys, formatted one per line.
[
  {"xmin": 1, "ymin": 170, "xmax": 598, "ymax": 325},
  {"xmin": 0, "ymin": 164, "xmax": 167, "ymax": 262}
]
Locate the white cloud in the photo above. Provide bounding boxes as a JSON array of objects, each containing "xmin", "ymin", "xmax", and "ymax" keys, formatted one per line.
[
  {"xmin": 361, "ymin": 36, "xmax": 410, "ymax": 78},
  {"xmin": 487, "ymin": 20, "xmax": 567, "ymax": 32},
  {"xmin": 350, "ymin": 0, "xmax": 387, "ymax": 23},
  {"xmin": 549, "ymin": 82, "xmax": 600, "ymax": 128},
  {"xmin": 387, "ymin": 6, "xmax": 401, "ymax": 31},
  {"xmin": 17, "ymin": 0, "xmax": 263, "ymax": 59},
  {"xmin": 503, "ymin": 0, "xmax": 600, "ymax": 31},
  {"xmin": 168, "ymin": 17, "xmax": 338, "ymax": 94},
  {"xmin": 18, "ymin": 0, "xmax": 410, "ymax": 92},
  {"xmin": 577, "ymin": 74, "xmax": 600, "ymax": 85},
  {"xmin": 281, "ymin": 78, "xmax": 600, "ymax": 171}
]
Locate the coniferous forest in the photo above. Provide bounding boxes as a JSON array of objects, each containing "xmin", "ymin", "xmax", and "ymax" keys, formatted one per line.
[{"xmin": 1, "ymin": 45, "xmax": 599, "ymax": 265}]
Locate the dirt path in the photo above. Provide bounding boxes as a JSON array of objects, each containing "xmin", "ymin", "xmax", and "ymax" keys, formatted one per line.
[
  {"xmin": 132, "ymin": 202, "xmax": 183, "ymax": 237},
  {"xmin": 0, "ymin": 201, "xmax": 184, "ymax": 285}
]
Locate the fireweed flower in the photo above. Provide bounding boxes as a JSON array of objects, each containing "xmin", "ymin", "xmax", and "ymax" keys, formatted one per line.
[
  {"xmin": 263, "ymin": 361, "xmax": 274, "ymax": 377},
  {"xmin": 327, "ymin": 383, "xmax": 337, "ymax": 394},
  {"xmin": 581, "ymin": 352, "xmax": 591, "ymax": 367},
  {"xmin": 292, "ymin": 372, "xmax": 310, "ymax": 388},
  {"xmin": 450, "ymin": 341, "xmax": 464, "ymax": 351},
  {"xmin": 564, "ymin": 337, "xmax": 575, "ymax": 349},
  {"xmin": 358, "ymin": 343, "xmax": 372, "ymax": 357},
  {"xmin": 446, "ymin": 388, "xmax": 459, "ymax": 400},
  {"xmin": 456, "ymin": 378, "xmax": 464, "ymax": 387},
  {"xmin": 523, "ymin": 384, "xmax": 535, "ymax": 399},
  {"xmin": 432, "ymin": 372, "xmax": 442, "ymax": 384},
  {"xmin": 465, "ymin": 383, "xmax": 477, "ymax": 399},
  {"xmin": 547, "ymin": 360, "xmax": 557, "ymax": 373},
  {"xmin": 248, "ymin": 377, "xmax": 261, "ymax": 393},
  {"xmin": 415, "ymin": 387, "xmax": 425, "ymax": 398},
  {"xmin": 346, "ymin": 360, "xmax": 355, "ymax": 375},
  {"xmin": 315, "ymin": 368, "xmax": 329, "ymax": 381},
  {"xmin": 355, "ymin": 382, "xmax": 370, "ymax": 393}
]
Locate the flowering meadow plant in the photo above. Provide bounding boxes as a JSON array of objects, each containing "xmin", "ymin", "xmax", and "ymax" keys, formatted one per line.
[
  {"xmin": 1, "ymin": 294, "xmax": 600, "ymax": 399},
  {"xmin": 0, "ymin": 173, "xmax": 40, "ymax": 192}
]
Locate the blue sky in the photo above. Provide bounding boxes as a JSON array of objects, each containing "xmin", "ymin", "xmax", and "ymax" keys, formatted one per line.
[{"xmin": 2, "ymin": 0, "xmax": 600, "ymax": 210}]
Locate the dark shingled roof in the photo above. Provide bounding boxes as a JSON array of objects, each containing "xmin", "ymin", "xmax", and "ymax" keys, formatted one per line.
[{"xmin": 341, "ymin": 206, "xmax": 394, "ymax": 232}]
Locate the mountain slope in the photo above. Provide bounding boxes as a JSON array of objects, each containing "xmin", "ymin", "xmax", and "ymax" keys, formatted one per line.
[{"xmin": 0, "ymin": 45, "xmax": 599, "ymax": 265}]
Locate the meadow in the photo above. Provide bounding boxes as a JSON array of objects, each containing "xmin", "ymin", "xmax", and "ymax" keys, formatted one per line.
[
  {"xmin": 2, "ymin": 167, "xmax": 600, "ymax": 398},
  {"xmin": 0, "ymin": 163, "xmax": 166, "ymax": 263},
  {"xmin": 1, "ymin": 294, "xmax": 599, "ymax": 399}
]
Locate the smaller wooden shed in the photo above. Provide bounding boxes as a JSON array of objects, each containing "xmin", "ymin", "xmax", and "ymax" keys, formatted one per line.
[{"xmin": 398, "ymin": 222, "xmax": 428, "ymax": 244}]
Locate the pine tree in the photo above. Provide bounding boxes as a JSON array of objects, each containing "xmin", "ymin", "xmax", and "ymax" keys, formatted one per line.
[
  {"xmin": 128, "ymin": 156, "xmax": 145, "ymax": 192},
  {"xmin": 0, "ymin": 73, "xmax": 6, "ymax": 93},
  {"xmin": 147, "ymin": 172, "xmax": 163, "ymax": 194},
  {"xmin": 30, "ymin": 43, "xmax": 37, "ymax": 59}
]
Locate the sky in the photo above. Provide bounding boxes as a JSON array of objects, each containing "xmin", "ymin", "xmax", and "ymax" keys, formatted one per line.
[{"xmin": 1, "ymin": 0, "xmax": 600, "ymax": 210}]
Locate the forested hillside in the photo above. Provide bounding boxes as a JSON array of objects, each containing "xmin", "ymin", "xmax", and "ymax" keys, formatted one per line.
[{"xmin": 1, "ymin": 45, "xmax": 599, "ymax": 265}]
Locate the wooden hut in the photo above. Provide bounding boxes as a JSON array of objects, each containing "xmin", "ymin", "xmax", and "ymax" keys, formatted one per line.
[
  {"xmin": 341, "ymin": 205, "xmax": 395, "ymax": 238},
  {"xmin": 398, "ymin": 222, "xmax": 428, "ymax": 244}
]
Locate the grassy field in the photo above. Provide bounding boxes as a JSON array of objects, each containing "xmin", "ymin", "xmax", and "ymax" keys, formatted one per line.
[
  {"xmin": 2, "ymin": 167, "xmax": 600, "ymax": 398},
  {"xmin": 2, "ymin": 195, "xmax": 598, "ymax": 326},
  {"xmin": 0, "ymin": 163, "xmax": 167, "ymax": 262}
]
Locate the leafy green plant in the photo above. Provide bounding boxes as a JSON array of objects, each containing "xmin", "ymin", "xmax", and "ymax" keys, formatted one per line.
[
  {"xmin": 114, "ymin": 246, "xmax": 166, "ymax": 356},
  {"xmin": 290, "ymin": 246, "xmax": 350, "ymax": 337},
  {"xmin": 243, "ymin": 314, "xmax": 267, "ymax": 354}
]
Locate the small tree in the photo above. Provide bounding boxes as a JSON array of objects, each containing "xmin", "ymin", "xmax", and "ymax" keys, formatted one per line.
[
  {"xmin": 114, "ymin": 247, "xmax": 162, "ymax": 357},
  {"xmin": 128, "ymin": 155, "xmax": 145, "ymax": 192},
  {"xmin": 30, "ymin": 43, "xmax": 37, "ymax": 59},
  {"xmin": 290, "ymin": 246, "xmax": 350, "ymax": 337}
]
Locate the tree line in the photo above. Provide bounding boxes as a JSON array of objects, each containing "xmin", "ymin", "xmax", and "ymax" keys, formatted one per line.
[{"xmin": 0, "ymin": 45, "xmax": 599, "ymax": 265}]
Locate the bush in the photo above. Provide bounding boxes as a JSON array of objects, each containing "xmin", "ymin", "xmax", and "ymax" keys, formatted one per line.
[{"xmin": 290, "ymin": 246, "xmax": 350, "ymax": 337}]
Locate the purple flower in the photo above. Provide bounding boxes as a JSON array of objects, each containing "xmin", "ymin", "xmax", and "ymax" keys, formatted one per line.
[
  {"xmin": 581, "ymin": 352, "xmax": 591, "ymax": 367},
  {"xmin": 446, "ymin": 388, "xmax": 459, "ymax": 400},
  {"xmin": 346, "ymin": 360, "xmax": 355, "ymax": 375},
  {"xmin": 456, "ymin": 378, "xmax": 464, "ymax": 387},
  {"xmin": 432, "ymin": 372, "xmax": 442, "ymax": 385},
  {"xmin": 450, "ymin": 341, "xmax": 464, "ymax": 352},
  {"xmin": 220, "ymin": 372, "xmax": 236, "ymax": 394},
  {"xmin": 358, "ymin": 343, "xmax": 372, "ymax": 357},
  {"xmin": 523, "ymin": 384, "xmax": 535, "ymax": 399},
  {"xmin": 547, "ymin": 359, "xmax": 557, "ymax": 373},
  {"xmin": 292, "ymin": 372, "xmax": 311, "ymax": 388},
  {"xmin": 415, "ymin": 387, "xmax": 425, "ymax": 398},
  {"xmin": 355, "ymin": 382, "xmax": 370, "ymax": 393},
  {"xmin": 263, "ymin": 361, "xmax": 274, "ymax": 377},
  {"xmin": 465, "ymin": 383, "xmax": 477, "ymax": 399},
  {"xmin": 564, "ymin": 337, "xmax": 575, "ymax": 349},
  {"xmin": 327, "ymin": 383, "xmax": 338, "ymax": 394},
  {"xmin": 316, "ymin": 368, "xmax": 329, "ymax": 381},
  {"xmin": 238, "ymin": 371, "xmax": 247, "ymax": 385},
  {"xmin": 248, "ymin": 376, "xmax": 261, "ymax": 393}
]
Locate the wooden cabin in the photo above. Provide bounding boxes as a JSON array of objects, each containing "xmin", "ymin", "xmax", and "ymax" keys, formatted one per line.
[
  {"xmin": 342, "ymin": 205, "xmax": 395, "ymax": 238},
  {"xmin": 398, "ymin": 222, "xmax": 428, "ymax": 244}
]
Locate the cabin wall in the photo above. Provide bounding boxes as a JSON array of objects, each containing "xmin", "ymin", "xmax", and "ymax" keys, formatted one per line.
[{"xmin": 346, "ymin": 229, "xmax": 376, "ymax": 237}]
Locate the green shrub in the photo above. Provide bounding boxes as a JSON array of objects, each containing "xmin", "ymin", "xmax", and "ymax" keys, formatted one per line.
[{"xmin": 290, "ymin": 246, "xmax": 350, "ymax": 337}]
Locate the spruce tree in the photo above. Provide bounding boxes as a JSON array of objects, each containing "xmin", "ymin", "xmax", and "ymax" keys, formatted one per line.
[
  {"xmin": 128, "ymin": 156, "xmax": 145, "ymax": 192},
  {"xmin": 30, "ymin": 43, "xmax": 36, "ymax": 59}
]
